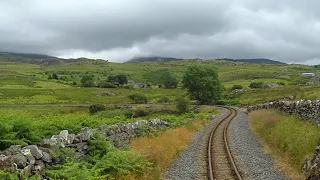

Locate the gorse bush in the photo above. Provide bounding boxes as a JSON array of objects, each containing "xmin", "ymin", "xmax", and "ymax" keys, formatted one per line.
[
  {"xmin": 89, "ymin": 104, "xmax": 106, "ymax": 114},
  {"xmin": 128, "ymin": 93, "xmax": 148, "ymax": 104}
]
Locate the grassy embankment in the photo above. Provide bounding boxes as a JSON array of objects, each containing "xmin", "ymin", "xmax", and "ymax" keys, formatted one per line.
[
  {"xmin": 123, "ymin": 106, "xmax": 218, "ymax": 180},
  {"xmin": 249, "ymin": 110, "xmax": 320, "ymax": 180}
]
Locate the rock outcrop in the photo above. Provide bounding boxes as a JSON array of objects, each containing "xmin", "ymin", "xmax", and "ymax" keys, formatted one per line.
[{"xmin": 0, "ymin": 118, "xmax": 170, "ymax": 176}]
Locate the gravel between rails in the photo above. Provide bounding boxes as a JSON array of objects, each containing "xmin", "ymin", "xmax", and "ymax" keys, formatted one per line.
[
  {"xmin": 164, "ymin": 107, "xmax": 230, "ymax": 180},
  {"xmin": 228, "ymin": 108, "xmax": 288, "ymax": 180}
]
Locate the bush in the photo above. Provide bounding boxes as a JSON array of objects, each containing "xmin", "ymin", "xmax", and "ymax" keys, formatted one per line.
[
  {"xmin": 82, "ymin": 80, "xmax": 95, "ymax": 87},
  {"xmin": 216, "ymin": 99, "xmax": 241, "ymax": 106},
  {"xmin": 278, "ymin": 82, "xmax": 286, "ymax": 86},
  {"xmin": 128, "ymin": 93, "xmax": 148, "ymax": 104},
  {"xmin": 157, "ymin": 96, "xmax": 170, "ymax": 103},
  {"xmin": 89, "ymin": 104, "xmax": 106, "ymax": 114},
  {"xmin": 98, "ymin": 82, "xmax": 117, "ymax": 88},
  {"xmin": 231, "ymin": 84, "xmax": 243, "ymax": 90},
  {"xmin": 176, "ymin": 98, "xmax": 189, "ymax": 114},
  {"xmin": 249, "ymin": 82, "xmax": 263, "ymax": 88}
]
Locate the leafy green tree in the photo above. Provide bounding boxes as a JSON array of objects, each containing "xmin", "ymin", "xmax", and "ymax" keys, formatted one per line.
[
  {"xmin": 52, "ymin": 73, "xmax": 58, "ymax": 80},
  {"xmin": 182, "ymin": 66, "xmax": 222, "ymax": 104},
  {"xmin": 107, "ymin": 75, "xmax": 128, "ymax": 86},
  {"xmin": 161, "ymin": 73, "xmax": 178, "ymax": 89},
  {"xmin": 81, "ymin": 75, "xmax": 95, "ymax": 87}
]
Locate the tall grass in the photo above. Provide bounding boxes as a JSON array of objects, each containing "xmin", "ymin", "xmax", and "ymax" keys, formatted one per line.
[
  {"xmin": 249, "ymin": 110, "xmax": 320, "ymax": 180},
  {"xmin": 127, "ymin": 117, "xmax": 207, "ymax": 180}
]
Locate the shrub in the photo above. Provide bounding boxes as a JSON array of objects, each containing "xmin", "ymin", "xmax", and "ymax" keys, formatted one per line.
[
  {"xmin": 72, "ymin": 81, "xmax": 77, "ymax": 86},
  {"xmin": 278, "ymin": 82, "xmax": 286, "ymax": 86},
  {"xmin": 249, "ymin": 82, "xmax": 263, "ymax": 88},
  {"xmin": 176, "ymin": 98, "xmax": 189, "ymax": 114},
  {"xmin": 98, "ymin": 82, "xmax": 117, "ymax": 88},
  {"xmin": 52, "ymin": 73, "xmax": 58, "ymax": 80},
  {"xmin": 132, "ymin": 109, "xmax": 149, "ymax": 118},
  {"xmin": 157, "ymin": 96, "xmax": 170, "ymax": 103},
  {"xmin": 231, "ymin": 84, "xmax": 243, "ymax": 90},
  {"xmin": 82, "ymin": 80, "xmax": 95, "ymax": 87},
  {"xmin": 89, "ymin": 104, "xmax": 106, "ymax": 114},
  {"xmin": 128, "ymin": 93, "xmax": 148, "ymax": 104}
]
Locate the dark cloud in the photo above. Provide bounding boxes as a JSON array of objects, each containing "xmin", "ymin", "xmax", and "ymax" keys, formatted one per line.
[{"xmin": 1, "ymin": 0, "xmax": 320, "ymax": 63}]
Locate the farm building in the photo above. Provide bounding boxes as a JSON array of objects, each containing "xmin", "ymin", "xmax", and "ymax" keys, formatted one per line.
[{"xmin": 302, "ymin": 73, "xmax": 315, "ymax": 78}]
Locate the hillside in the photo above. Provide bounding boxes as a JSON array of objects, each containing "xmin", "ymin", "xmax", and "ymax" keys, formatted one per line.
[
  {"xmin": 217, "ymin": 58, "xmax": 286, "ymax": 64},
  {"xmin": 127, "ymin": 56, "xmax": 184, "ymax": 63}
]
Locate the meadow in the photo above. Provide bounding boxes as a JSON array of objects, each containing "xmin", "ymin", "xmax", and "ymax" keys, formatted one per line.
[{"xmin": 1, "ymin": 57, "xmax": 320, "ymax": 179}]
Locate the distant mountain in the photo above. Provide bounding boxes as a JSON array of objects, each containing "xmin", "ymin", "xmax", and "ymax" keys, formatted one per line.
[
  {"xmin": 0, "ymin": 51, "xmax": 57, "ymax": 59},
  {"xmin": 127, "ymin": 56, "xmax": 184, "ymax": 63},
  {"xmin": 217, "ymin": 58, "xmax": 286, "ymax": 65}
]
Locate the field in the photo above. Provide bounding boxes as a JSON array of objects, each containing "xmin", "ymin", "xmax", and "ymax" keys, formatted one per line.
[
  {"xmin": 1, "ymin": 57, "xmax": 320, "ymax": 179},
  {"xmin": 0, "ymin": 59, "xmax": 319, "ymax": 105}
]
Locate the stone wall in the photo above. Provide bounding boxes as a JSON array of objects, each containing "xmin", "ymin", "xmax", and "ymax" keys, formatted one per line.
[
  {"xmin": 0, "ymin": 118, "xmax": 170, "ymax": 176},
  {"xmin": 303, "ymin": 139, "xmax": 320, "ymax": 180},
  {"xmin": 247, "ymin": 100, "xmax": 320, "ymax": 126}
]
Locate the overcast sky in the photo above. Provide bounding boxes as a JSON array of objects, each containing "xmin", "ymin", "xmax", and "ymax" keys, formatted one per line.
[{"xmin": 1, "ymin": 0, "xmax": 320, "ymax": 64}]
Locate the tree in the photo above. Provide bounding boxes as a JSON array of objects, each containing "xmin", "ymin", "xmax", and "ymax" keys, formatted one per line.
[
  {"xmin": 52, "ymin": 73, "xmax": 58, "ymax": 80},
  {"xmin": 182, "ymin": 66, "xmax": 222, "ymax": 104},
  {"xmin": 161, "ymin": 73, "xmax": 178, "ymax": 89},
  {"xmin": 81, "ymin": 75, "xmax": 95, "ymax": 87},
  {"xmin": 116, "ymin": 74, "xmax": 128, "ymax": 85},
  {"xmin": 107, "ymin": 75, "xmax": 128, "ymax": 86}
]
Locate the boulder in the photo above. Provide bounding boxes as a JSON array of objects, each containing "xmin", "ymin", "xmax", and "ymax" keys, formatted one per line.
[
  {"xmin": 1, "ymin": 145, "xmax": 22, "ymax": 156},
  {"xmin": 33, "ymin": 160, "xmax": 45, "ymax": 173},
  {"xmin": 21, "ymin": 164, "xmax": 33, "ymax": 175},
  {"xmin": 0, "ymin": 155, "xmax": 15, "ymax": 172},
  {"xmin": 12, "ymin": 153, "xmax": 27, "ymax": 169},
  {"xmin": 75, "ymin": 127, "xmax": 93, "ymax": 142},
  {"xmin": 40, "ymin": 138, "xmax": 58, "ymax": 149},
  {"xmin": 22, "ymin": 145, "xmax": 43, "ymax": 160},
  {"xmin": 41, "ymin": 152, "xmax": 52, "ymax": 163}
]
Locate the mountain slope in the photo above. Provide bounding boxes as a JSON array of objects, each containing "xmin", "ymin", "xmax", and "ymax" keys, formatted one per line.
[
  {"xmin": 217, "ymin": 58, "xmax": 286, "ymax": 64},
  {"xmin": 127, "ymin": 56, "xmax": 184, "ymax": 63}
]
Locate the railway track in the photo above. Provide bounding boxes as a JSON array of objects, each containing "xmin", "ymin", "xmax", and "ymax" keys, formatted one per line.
[{"xmin": 208, "ymin": 107, "xmax": 242, "ymax": 180}]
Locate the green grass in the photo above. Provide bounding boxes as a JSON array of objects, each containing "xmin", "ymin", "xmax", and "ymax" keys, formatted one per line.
[{"xmin": 249, "ymin": 110, "xmax": 320, "ymax": 179}]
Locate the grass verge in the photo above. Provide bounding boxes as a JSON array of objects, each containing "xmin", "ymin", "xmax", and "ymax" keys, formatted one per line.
[
  {"xmin": 125, "ymin": 116, "xmax": 210, "ymax": 180},
  {"xmin": 249, "ymin": 109, "xmax": 320, "ymax": 180}
]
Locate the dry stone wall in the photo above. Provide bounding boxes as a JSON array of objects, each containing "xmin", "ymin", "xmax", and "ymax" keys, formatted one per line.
[
  {"xmin": 247, "ymin": 100, "xmax": 320, "ymax": 126},
  {"xmin": 0, "ymin": 118, "xmax": 170, "ymax": 176}
]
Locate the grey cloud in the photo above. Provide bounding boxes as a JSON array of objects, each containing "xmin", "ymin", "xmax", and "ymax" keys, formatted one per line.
[{"xmin": 1, "ymin": 0, "xmax": 320, "ymax": 63}]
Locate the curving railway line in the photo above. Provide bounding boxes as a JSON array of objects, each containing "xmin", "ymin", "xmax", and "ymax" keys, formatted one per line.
[{"xmin": 208, "ymin": 107, "xmax": 242, "ymax": 180}]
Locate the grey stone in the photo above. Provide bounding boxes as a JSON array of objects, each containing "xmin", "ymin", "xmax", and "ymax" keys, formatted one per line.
[
  {"xmin": 22, "ymin": 145, "xmax": 43, "ymax": 159},
  {"xmin": 33, "ymin": 160, "xmax": 45, "ymax": 172},
  {"xmin": 76, "ymin": 127, "xmax": 93, "ymax": 142},
  {"xmin": 41, "ymin": 152, "xmax": 52, "ymax": 163},
  {"xmin": 1, "ymin": 145, "xmax": 22, "ymax": 156},
  {"xmin": 40, "ymin": 138, "xmax": 58, "ymax": 148},
  {"xmin": 0, "ymin": 155, "xmax": 15, "ymax": 172},
  {"xmin": 12, "ymin": 153, "xmax": 27, "ymax": 169},
  {"xmin": 21, "ymin": 164, "xmax": 33, "ymax": 175}
]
